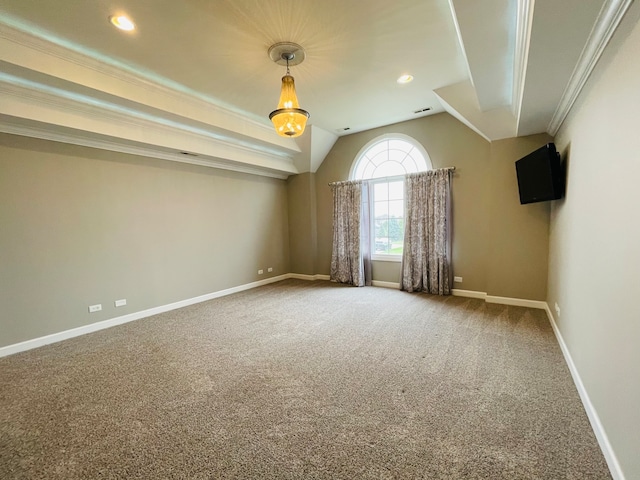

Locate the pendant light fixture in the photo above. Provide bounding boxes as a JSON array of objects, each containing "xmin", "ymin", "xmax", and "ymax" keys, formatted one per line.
[{"xmin": 268, "ymin": 42, "xmax": 310, "ymax": 138}]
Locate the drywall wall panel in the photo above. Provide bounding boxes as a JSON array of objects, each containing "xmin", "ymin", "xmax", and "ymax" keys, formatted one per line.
[
  {"xmin": 549, "ymin": 6, "xmax": 640, "ymax": 477},
  {"xmin": 0, "ymin": 134, "xmax": 289, "ymax": 347}
]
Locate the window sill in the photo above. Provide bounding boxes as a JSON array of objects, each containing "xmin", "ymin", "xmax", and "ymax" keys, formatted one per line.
[{"xmin": 371, "ymin": 254, "xmax": 402, "ymax": 263}]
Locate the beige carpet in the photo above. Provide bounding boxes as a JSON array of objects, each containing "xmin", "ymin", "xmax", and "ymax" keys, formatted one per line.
[{"xmin": 1, "ymin": 279, "xmax": 610, "ymax": 479}]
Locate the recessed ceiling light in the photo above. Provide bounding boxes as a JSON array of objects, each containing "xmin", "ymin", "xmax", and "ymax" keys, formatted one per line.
[
  {"xmin": 397, "ymin": 74, "xmax": 414, "ymax": 84},
  {"xmin": 109, "ymin": 15, "xmax": 135, "ymax": 31}
]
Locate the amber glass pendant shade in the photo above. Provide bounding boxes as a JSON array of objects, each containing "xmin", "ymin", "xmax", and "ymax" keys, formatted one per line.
[{"xmin": 269, "ymin": 74, "xmax": 309, "ymax": 137}]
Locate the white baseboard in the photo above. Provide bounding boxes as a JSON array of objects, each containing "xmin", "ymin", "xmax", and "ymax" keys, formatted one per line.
[
  {"xmin": 452, "ymin": 288, "xmax": 488, "ymax": 299},
  {"xmin": 452, "ymin": 289, "xmax": 547, "ymax": 309},
  {"xmin": 543, "ymin": 304, "xmax": 624, "ymax": 480},
  {"xmin": 288, "ymin": 273, "xmax": 330, "ymax": 281},
  {"xmin": 486, "ymin": 295, "xmax": 547, "ymax": 309},
  {"xmin": 372, "ymin": 280, "xmax": 400, "ymax": 289},
  {"xmin": 0, "ymin": 274, "xmax": 290, "ymax": 358}
]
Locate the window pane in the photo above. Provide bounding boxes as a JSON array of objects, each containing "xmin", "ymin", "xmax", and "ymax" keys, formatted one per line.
[
  {"xmin": 373, "ymin": 161, "xmax": 404, "ymax": 178},
  {"xmin": 402, "ymin": 156, "xmax": 418, "ymax": 173},
  {"xmin": 370, "ymin": 150, "xmax": 389, "ymax": 166},
  {"xmin": 387, "ymin": 217, "xmax": 404, "ymax": 255},
  {"xmin": 374, "ymin": 215, "xmax": 390, "ymax": 251},
  {"xmin": 374, "ymin": 236, "xmax": 390, "ymax": 254},
  {"xmin": 388, "ymin": 181, "xmax": 403, "ymax": 200},
  {"xmin": 374, "ymin": 201, "xmax": 389, "ymax": 218},
  {"xmin": 388, "ymin": 139, "xmax": 412, "ymax": 153},
  {"xmin": 374, "ymin": 182, "xmax": 388, "ymax": 201},
  {"xmin": 388, "ymin": 217, "xmax": 404, "ymax": 242},
  {"xmin": 408, "ymin": 150, "xmax": 428, "ymax": 170},
  {"xmin": 389, "ymin": 149, "xmax": 408, "ymax": 162},
  {"xmin": 354, "ymin": 159, "xmax": 367, "ymax": 179},
  {"xmin": 365, "ymin": 140, "xmax": 388, "ymax": 161},
  {"xmin": 374, "ymin": 218, "xmax": 387, "ymax": 236},
  {"xmin": 389, "ymin": 199, "xmax": 403, "ymax": 218},
  {"xmin": 363, "ymin": 162, "xmax": 376, "ymax": 179}
]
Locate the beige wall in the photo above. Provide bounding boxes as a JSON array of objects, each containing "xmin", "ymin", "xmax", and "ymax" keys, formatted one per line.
[
  {"xmin": 0, "ymin": 134, "xmax": 290, "ymax": 347},
  {"xmin": 487, "ymin": 135, "xmax": 552, "ymax": 300},
  {"xmin": 312, "ymin": 113, "xmax": 551, "ymax": 299},
  {"xmin": 548, "ymin": 5, "xmax": 640, "ymax": 478},
  {"xmin": 287, "ymin": 172, "xmax": 317, "ymax": 275}
]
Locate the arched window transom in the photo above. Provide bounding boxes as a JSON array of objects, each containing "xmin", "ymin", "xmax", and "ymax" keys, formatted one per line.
[{"xmin": 351, "ymin": 136, "xmax": 431, "ymax": 180}]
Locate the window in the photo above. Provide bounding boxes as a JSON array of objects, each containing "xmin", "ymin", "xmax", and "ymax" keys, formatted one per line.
[
  {"xmin": 372, "ymin": 179, "xmax": 404, "ymax": 256},
  {"xmin": 350, "ymin": 134, "xmax": 431, "ymax": 261}
]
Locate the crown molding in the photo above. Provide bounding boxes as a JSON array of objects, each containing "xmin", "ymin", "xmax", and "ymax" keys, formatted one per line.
[
  {"xmin": 512, "ymin": 0, "xmax": 535, "ymax": 127},
  {"xmin": 0, "ymin": 74, "xmax": 297, "ymax": 178},
  {"xmin": 547, "ymin": 0, "xmax": 634, "ymax": 135},
  {"xmin": 0, "ymin": 72, "xmax": 294, "ymax": 158}
]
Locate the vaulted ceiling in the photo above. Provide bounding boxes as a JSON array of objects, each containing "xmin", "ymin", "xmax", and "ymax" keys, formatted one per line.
[{"xmin": 0, "ymin": 0, "xmax": 630, "ymax": 178}]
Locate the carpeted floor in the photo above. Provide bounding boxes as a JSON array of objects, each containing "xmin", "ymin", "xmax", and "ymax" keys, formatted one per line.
[{"xmin": 1, "ymin": 279, "xmax": 611, "ymax": 479}]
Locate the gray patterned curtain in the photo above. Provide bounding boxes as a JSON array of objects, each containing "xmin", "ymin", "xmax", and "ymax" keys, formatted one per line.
[
  {"xmin": 330, "ymin": 180, "xmax": 371, "ymax": 287},
  {"xmin": 400, "ymin": 168, "xmax": 453, "ymax": 295}
]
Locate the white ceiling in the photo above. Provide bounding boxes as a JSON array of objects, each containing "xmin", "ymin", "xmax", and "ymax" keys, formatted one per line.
[{"xmin": 0, "ymin": 0, "xmax": 629, "ymax": 178}]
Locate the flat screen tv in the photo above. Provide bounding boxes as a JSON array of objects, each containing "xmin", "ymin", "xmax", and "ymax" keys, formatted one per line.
[{"xmin": 515, "ymin": 143, "xmax": 564, "ymax": 204}]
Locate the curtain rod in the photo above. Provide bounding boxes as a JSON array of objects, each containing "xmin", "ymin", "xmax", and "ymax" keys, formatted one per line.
[{"xmin": 328, "ymin": 167, "xmax": 456, "ymax": 186}]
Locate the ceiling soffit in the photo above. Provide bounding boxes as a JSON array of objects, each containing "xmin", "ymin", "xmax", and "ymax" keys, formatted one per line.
[
  {"xmin": 440, "ymin": 0, "xmax": 630, "ymax": 141},
  {"xmin": 0, "ymin": 20, "xmax": 301, "ymax": 178}
]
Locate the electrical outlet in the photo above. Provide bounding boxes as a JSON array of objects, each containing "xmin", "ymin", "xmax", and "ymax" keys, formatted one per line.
[
  {"xmin": 267, "ymin": 267, "xmax": 273, "ymax": 272},
  {"xmin": 258, "ymin": 269, "xmax": 264, "ymax": 275},
  {"xmin": 115, "ymin": 299, "xmax": 127, "ymax": 307},
  {"xmin": 555, "ymin": 302, "xmax": 561, "ymax": 317},
  {"xmin": 88, "ymin": 304, "xmax": 102, "ymax": 313},
  {"xmin": 454, "ymin": 276, "xmax": 463, "ymax": 283}
]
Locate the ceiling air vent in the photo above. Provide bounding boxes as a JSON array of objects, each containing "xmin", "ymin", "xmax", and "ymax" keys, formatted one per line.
[{"xmin": 414, "ymin": 107, "xmax": 432, "ymax": 114}]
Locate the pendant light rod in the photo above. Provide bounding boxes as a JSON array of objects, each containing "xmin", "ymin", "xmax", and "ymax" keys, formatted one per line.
[{"xmin": 282, "ymin": 53, "xmax": 293, "ymax": 75}]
